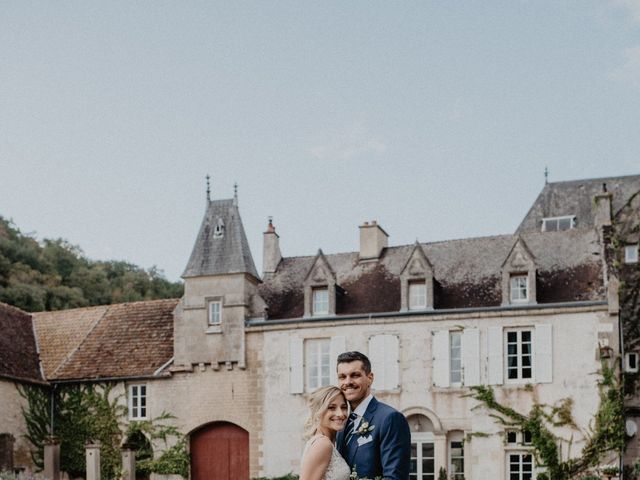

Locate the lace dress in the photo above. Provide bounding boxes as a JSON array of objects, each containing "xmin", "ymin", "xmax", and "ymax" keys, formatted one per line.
[{"xmin": 302, "ymin": 435, "xmax": 351, "ymax": 480}]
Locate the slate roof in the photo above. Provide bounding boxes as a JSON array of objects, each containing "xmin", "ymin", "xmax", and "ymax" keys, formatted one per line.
[
  {"xmin": 182, "ymin": 198, "xmax": 259, "ymax": 279},
  {"xmin": 259, "ymin": 229, "xmax": 604, "ymax": 319},
  {"xmin": 518, "ymin": 174, "xmax": 640, "ymax": 233},
  {"xmin": 32, "ymin": 299, "xmax": 178, "ymax": 381},
  {"xmin": 0, "ymin": 301, "xmax": 42, "ymax": 382}
]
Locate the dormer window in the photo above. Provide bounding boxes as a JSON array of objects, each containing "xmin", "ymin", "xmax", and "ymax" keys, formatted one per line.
[
  {"xmin": 408, "ymin": 281, "xmax": 427, "ymax": 310},
  {"xmin": 303, "ymin": 249, "xmax": 337, "ymax": 317},
  {"xmin": 502, "ymin": 237, "xmax": 537, "ymax": 306},
  {"xmin": 510, "ymin": 275, "xmax": 528, "ymax": 303},
  {"xmin": 542, "ymin": 215, "xmax": 575, "ymax": 232},
  {"xmin": 312, "ymin": 288, "xmax": 329, "ymax": 316},
  {"xmin": 400, "ymin": 243, "xmax": 435, "ymax": 311},
  {"xmin": 213, "ymin": 217, "xmax": 225, "ymax": 238},
  {"xmin": 625, "ymin": 244, "xmax": 639, "ymax": 264}
]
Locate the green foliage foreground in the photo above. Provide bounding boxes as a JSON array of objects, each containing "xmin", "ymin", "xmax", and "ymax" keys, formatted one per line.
[
  {"xmin": 0, "ymin": 215, "xmax": 183, "ymax": 312},
  {"xmin": 19, "ymin": 383, "xmax": 189, "ymax": 479},
  {"xmin": 467, "ymin": 360, "xmax": 625, "ymax": 480}
]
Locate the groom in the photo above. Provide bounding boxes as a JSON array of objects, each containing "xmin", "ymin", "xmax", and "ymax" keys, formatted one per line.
[{"xmin": 335, "ymin": 351, "xmax": 411, "ymax": 480}]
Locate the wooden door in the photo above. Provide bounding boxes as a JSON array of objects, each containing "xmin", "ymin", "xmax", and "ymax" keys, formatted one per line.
[{"xmin": 190, "ymin": 422, "xmax": 249, "ymax": 480}]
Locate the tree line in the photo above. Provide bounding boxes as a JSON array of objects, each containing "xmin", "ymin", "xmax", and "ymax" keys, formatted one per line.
[{"xmin": 0, "ymin": 215, "xmax": 183, "ymax": 312}]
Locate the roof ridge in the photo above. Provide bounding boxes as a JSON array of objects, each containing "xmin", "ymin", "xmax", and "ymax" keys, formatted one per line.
[
  {"xmin": 547, "ymin": 173, "xmax": 640, "ymax": 185},
  {"xmin": 50, "ymin": 304, "xmax": 112, "ymax": 379},
  {"xmin": 0, "ymin": 300, "xmax": 31, "ymax": 317},
  {"xmin": 280, "ymin": 233, "xmax": 518, "ymax": 262}
]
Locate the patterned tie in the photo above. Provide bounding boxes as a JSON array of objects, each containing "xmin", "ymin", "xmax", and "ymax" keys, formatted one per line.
[{"xmin": 345, "ymin": 412, "xmax": 359, "ymax": 445}]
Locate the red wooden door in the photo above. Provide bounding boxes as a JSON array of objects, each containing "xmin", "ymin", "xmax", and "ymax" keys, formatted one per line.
[{"xmin": 190, "ymin": 422, "xmax": 249, "ymax": 480}]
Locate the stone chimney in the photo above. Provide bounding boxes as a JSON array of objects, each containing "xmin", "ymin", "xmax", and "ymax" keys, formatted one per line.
[
  {"xmin": 359, "ymin": 220, "xmax": 389, "ymax": 261},
  {"xmin": 593, "ymin": 183, "xmax": 612, "ymax": 228},
  {"xmin": 263, "ymin": 217, "xmax": 282, "ymax": 276}
]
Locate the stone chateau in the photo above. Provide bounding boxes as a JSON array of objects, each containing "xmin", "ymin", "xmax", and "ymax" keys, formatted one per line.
[{"xmin": 1, "ymin": 174, "xmax": 640, "ymax": 479}]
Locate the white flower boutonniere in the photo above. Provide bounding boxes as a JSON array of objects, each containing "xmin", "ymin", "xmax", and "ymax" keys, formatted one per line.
[{"xmin": 357, "ymin": 421, "xmax": 375, "ymax": 436}]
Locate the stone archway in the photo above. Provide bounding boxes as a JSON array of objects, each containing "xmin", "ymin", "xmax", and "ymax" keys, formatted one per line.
[{"xmin": 190, "ymin": 422, "xmax": 249, "ymax": 480}]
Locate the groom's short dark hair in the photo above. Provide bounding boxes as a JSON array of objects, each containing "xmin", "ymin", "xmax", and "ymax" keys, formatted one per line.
[{"xmin": 337, "ymin": 351, "xmax": 372, "ymax": 374}]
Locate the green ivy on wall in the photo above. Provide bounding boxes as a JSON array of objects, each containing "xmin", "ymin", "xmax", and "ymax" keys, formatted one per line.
[{"xmin": 18, "ymin": 383, "xmax": 189, "ymax": 479}]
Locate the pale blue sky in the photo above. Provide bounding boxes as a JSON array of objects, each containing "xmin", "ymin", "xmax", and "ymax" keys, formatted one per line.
[{"xmin": 1, "ymin": 1, "xmax": 639, "ymax": 282}]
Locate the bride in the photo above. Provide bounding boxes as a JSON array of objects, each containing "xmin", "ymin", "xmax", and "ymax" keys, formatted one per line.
[{"xmin": 300, "ymin": 386, "xmax": 352, "ymax": 480}]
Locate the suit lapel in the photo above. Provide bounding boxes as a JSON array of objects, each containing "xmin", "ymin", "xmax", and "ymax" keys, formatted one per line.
[{"xmin": 348, "ymin": 397, "xmax": 379, "ymax": 466}]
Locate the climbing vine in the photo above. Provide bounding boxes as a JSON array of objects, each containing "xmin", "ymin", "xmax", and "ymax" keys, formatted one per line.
[{"xmin": 467, "ymin": 360, "xmax": 625, "ymax": 479}]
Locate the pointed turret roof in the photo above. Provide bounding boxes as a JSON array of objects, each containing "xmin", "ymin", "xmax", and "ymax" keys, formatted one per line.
[{"xmin": 182, "ymin": 198, "xmax": 259, "ymax": 279}]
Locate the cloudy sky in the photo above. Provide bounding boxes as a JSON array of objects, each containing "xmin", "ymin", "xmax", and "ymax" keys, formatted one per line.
[{"xmin": 1, "ymin": 1, "xmax": 639, "ymax": 281}]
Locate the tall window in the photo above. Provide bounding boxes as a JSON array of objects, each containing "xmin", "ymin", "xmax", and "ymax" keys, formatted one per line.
[
  {"xmin": 625, "ymin": 244, "xmax": 639, "ymax": 264},
  {"xmin": 408, "ymin": 281, "xmax": 427, "ymax": 310},
  {"xmin": 305, "ymin": 339, "xmax": 330, "ymax": 390},
  {"xmin": 508, "ymin": 453, "xmax": 533, "ymax": 480},
  {"xmin": 506, "ymin": 330, "xmax": 533, "ymax": 381},
  {"xmin": 510, "ymin": 275, "xmax": 528, "ymax": 303},
  {"xmin": 542, "ymin": 215, "xmax": 575, "ymax": 232},
  {"xmin": 129, "ymin": 384, "xmax": 147, "ymax": 420},
  {"xmin": 312, "ymin": 288, "xmax": 329, "ymax": 316},
  {"xmin": 410, "ymin": 434, "xmax": 435, "ymax": 480},
  {"xmin": 208, "ymin": 300, "xmax": 221, "ymax": 325},
  {"xmin": 449, "ymin": 432, "xmax": 464, "ymax": 479},
  {"xmin": 450, "ymin": 332, "xmax": 462, "ymax": 385}
]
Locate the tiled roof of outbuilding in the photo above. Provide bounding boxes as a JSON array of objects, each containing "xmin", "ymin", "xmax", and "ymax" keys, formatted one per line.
[
  {"xmin": 0, "ymin": 301, "xmax": 42, "ymax": 382},
  {"xmin": 517, "ymin": 174, "xmax": 640, "ymax": 233},
  {"xmin": 33, "ymin": 299, "xmax": 178, "ymax": 381},
  {"xmin": 259, "ymin": 229, "xmax": 604, "ymax": 319}
]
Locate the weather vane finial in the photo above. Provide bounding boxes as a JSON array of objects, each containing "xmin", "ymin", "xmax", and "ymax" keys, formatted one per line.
[
  {"xmin": 206, "ymin": 174, "xmax": 211, "ymax": 201},
  {"xmin": 233, "ymin": 182, "xmax": 238, "ymax": 205},
  {"xmin": 544, "ymin": 166, "xmax": 549, "ymax": 185}
]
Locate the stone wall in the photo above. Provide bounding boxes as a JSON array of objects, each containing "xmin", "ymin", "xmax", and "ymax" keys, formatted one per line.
[
  {"xmin": 257, "ymin": 304, "xmax": 614, "ymax": 479},
  {"xmin": 0, "ymin": 380, "xmax": 36, "ymax": 472}
]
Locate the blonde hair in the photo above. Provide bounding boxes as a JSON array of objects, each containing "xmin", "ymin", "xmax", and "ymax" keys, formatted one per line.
[{"xmin": 303, "ymin": 386, "xmax": 347, "ymax": 440}]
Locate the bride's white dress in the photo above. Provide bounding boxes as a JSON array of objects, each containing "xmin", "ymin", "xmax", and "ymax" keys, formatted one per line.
[{"xmin": 302, "ymin": 435, "xmax": 351, "ymax": 480}]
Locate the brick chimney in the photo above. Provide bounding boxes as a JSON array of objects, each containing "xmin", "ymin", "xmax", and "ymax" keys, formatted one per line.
[
  {"xmin": 593, "ymin": 183, "xmax": 612, "ymax": 228},
  {"xmin": 359, "ymin": 220, "xmax": 389, "ymax": 261},
  {"xmin": 262, "ymin": 217, "xmax": 282, "ymax": 276}
]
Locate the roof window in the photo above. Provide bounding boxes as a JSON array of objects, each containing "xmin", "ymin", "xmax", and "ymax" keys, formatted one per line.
[{"xmin": 542, "ymin": 215, "xmax": 575, "ymax": 232}]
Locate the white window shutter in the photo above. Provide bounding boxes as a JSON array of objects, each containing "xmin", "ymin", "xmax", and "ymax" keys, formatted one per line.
[
  {"xmin": 384, "ymin": 334, "xmax": 400, "ymax": 390},
  {"xmin": 487, "ymin": 326, "xmax": 503, "ymax": 385},
  {"xmin": 433, "ymin": 330, "xmax": 450, "ymax": 388},
  {"xmin": 535, "ymin": 324, "xmax": 553, "ymax": 383},
  {"xmin": 369, "ymin": 335, "xmax": 386, "ymax": 390},
  {"xmin": 289, "ymin": 337, "xmax": 304, "ymax": 394},
  {"xmin": 330, "ymin": 336, "xmax": 346, "ymax": 385},
  {"xmin": 462, "ymin": 328, "xmax": 480, "ymax": 386}
]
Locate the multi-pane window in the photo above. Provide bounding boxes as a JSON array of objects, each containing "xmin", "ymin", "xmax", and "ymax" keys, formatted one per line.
[
  {"xmin": 305, "ymin": 339, "xmax": 330, "ymax": 390},
  {"xmin": 312, "ymin": 288, "xmax": 329, "ymax": 316},
  {"xmin": 506, "ymin": 430, "xmax": 532, "ymax": 446},
  {"xmin": 449, "ymin": 436, "xmax": 464, "ymax": 479},
  {"xmin": 450, "ymin": 332, "xmax": 462, "ymax": 385},
  {"xmin": 506, "ymin": 330, "xmax": 533, "ymax": 381},
  {"xmin": 542, "ymin": 216, "xmax": 575, "ymax": 232},
  {"xmin": 410, "ymin": 437, "xmax": 435, "ymax": 480},
  {"xmin": 408, "ymin": 281, "xmax": 427, "ymax": 310},
  {"xmin": 129, "ymin": 384, "xmax": 147, "ymax": 420},
  {"xmin": 510, "ymin": 275, "xmax": 528, "ymax": 303},
  {"xmin": 625, "ymin": 244, "xmax": 639, "ymax": 264},
  {"xmin": 208, "ymin": 300, "xmax": 221, "ymax": 325},
  {"xmin": 508, "ymin": 453, "xmax": 533, "ymax": 480}
]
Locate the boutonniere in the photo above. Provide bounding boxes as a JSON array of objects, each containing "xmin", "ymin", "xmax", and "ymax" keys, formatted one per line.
[
  {"xmin": 349, "ymin": 465, "xmax": 384, "ymax": 480},
  {"xmin": 356, "ymin": 421, "xmax": 375, "ymax": 436}
]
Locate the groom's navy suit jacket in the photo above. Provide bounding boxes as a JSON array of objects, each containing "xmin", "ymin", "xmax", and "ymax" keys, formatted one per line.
[{"xmin": 337, "ymin": 397, "xmax": 411, "ymax": 480}]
